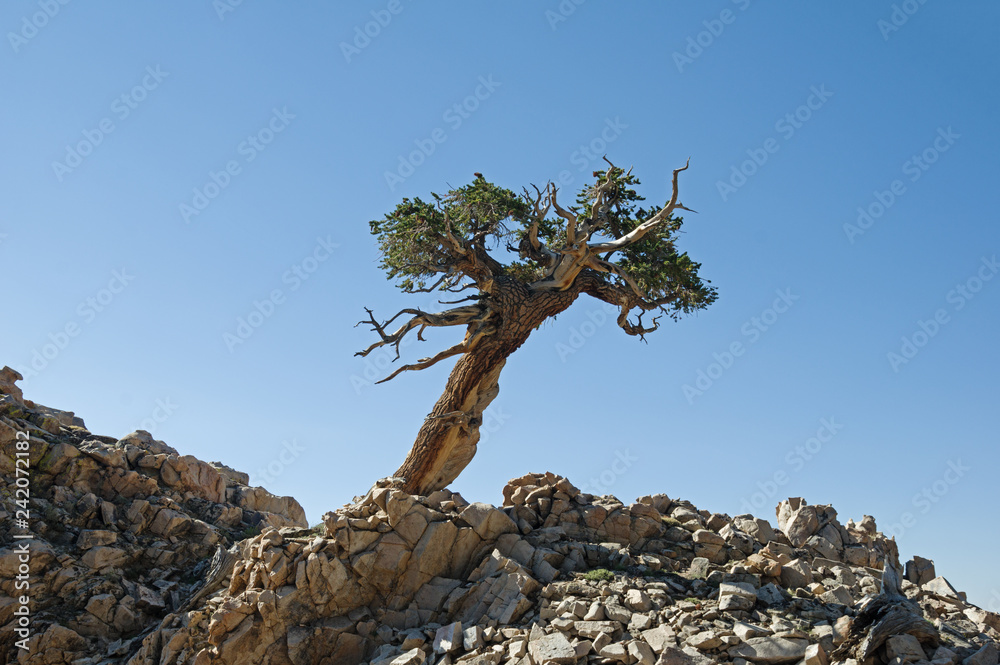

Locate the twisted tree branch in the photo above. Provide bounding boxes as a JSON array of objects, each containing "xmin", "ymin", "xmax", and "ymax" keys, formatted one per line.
[
  {"xmin": 355, "ymin": 304, "xmax": 486, "ymax": 361},
  {"xmin": 589, "ymin": 158, "xmax": 692, "ymax": 253}
]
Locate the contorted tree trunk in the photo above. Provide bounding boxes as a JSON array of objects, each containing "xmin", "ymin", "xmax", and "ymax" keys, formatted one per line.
[{"xmin": 358, "ymin": 161, "xmax": 717, "ymax": 495}]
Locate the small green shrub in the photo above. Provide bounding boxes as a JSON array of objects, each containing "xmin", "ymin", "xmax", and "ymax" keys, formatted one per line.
[
  {"xmin": 583, "ymin": 568, "xmax": 616, "ymax": 582},
  {"xmin": 237, "ymin": 526, "xmax": 261, "ymax": 540}
]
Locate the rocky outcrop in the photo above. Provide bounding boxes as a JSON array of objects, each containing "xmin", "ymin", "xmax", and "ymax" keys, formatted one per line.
[
  {"xmin": 1, "ymin": 370, "xmax": 997, "ymax": 665},
  {"xmin": 0, "ymin": 367, "xmax": 307, "ymax": 663},
  {"xmin": 126, "ymin": 475, "xmax": 998, "ymax": 665}
]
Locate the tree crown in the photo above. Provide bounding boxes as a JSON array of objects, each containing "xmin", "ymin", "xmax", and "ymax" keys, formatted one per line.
[{"xmin": 369, "ymin": 163, "xmax": 716, "ymax": 331}]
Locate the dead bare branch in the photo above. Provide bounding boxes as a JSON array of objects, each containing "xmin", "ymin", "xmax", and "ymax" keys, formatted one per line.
[
  {"xmin": 588, "ymin": 158, "xmax": 691, "ymax": 253},
  {"xmin": 548, "ymin": 183, "xmax": 578, "ymax": 231},
  {"xmin": 355, "ymin": 304, "xmax": 485, "ymax": 361},
  {"xmin": 374, "ymin": 307, "xmax": 497, "ymax": 384}
]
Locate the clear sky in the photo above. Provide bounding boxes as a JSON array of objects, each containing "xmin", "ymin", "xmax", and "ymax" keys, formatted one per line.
[{"xmin": 3, "ymin": 3, "xmax": 998, "ymax": 609}]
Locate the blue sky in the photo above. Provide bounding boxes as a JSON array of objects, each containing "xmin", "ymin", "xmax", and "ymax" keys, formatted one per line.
[{"xmin": 3, "ymin": 3, "xmax": 998, "ymax": 608}]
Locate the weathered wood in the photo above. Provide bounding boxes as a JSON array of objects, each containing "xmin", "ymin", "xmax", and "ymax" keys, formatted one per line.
[
  {"xmin": 393, "ymin": 278, "xmax": 580, "ymax": 495},
  {"xmin": 832, "ymin": 538, "xmax": 939, "ymax": 663}
]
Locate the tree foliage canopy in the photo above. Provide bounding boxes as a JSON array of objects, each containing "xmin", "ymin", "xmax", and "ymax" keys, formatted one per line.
[{"xmin": 369, "ymin": 162, "xmax": 716, "ymax": 332}]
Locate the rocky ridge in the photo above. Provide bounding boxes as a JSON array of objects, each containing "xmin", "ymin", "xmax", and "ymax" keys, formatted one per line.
[
  {"xmin": 0, "ymin": 367, "xmax": 307, "ymax": 663},
  {"xmin": 1, "ymin": 368, "xmax": 997, "ymax": 665}
]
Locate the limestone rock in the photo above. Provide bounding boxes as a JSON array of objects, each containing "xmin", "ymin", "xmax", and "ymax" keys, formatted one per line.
[
  {"xmin": 906, "ymin": 556, "xmax": 936, "ymax": 586},
  {"xmin": 228, "ymin": 484, "xmax": 308, "ymax": 527},
  {"xmin": 460, "ymin": 502, "xmax": 518, "ymax": 540},
  {"xmin": 77, "ymin": 529, "xmax": 117, "ymax": 549},
  {"xmin": 719, "ymin": 582, "xmax": 757, "ymax": 612},
  {"xmin": 776, "ymin": 498, "xmax": 819, "ymax": 548},
  {"xmin": 81, "ymin": 546, "xmax": 127, "ymax": 569},
  {"xmin": 963, "ymin": 643, "xmax": 999, "ymax": 665},
  {"xmin": 0, "ymin": 366, "xmax": 25, "ymax": 403},
  {"xmin": 779, "ymin": 558, "xmax": 813, "ymax": 590},
  {"xmin": 528, "ymin": 631, "xmax": 576, "ymax": 664},
  {"xmin": 802, "ymin": 643, "xmax": 829, "ymax": 665},
  {"xmin": 434, "ymin": 621, "xmax": 464, "ymax": 654},
  {"xmin": 923, "ymin": 576, "xmax": 964, "ymax": 601},
  {"xmin": 729, "ymin": 636, "xmax": 809, "ymax": 664},
  {"xmin": 886, "ymin": 634, "xmax": 928, "ymax": 663}
]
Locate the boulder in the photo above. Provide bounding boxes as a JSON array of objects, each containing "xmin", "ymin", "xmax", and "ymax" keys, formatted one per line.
[
  {"xmin": 528, "ymin": 631, "xmax": 576, "ymax": 664},
  {"xmin": 729, "ymin": 636, "xmax": 809, "ymax": 664},
  {"xmin": 905, "ymin": 555, "xmax": 936, "ymax": 586},
  {"xmin": 776, "ymin": 499, "xmax": 819, "ymax": 548},
  {"xmin": 886, "ymin": 634, "xmax": 928, "ymax": 663},
  {"xmin": 77, "ymin": 529, "xmax": 117, "ymax": 550},
  {"xmin": 80, "ymin": 546, "xmax": 126, "ymax": 570},
  {"xmin": 963, "ymin": 644, "xmax": 999, "ymax": 665},
  {"xmin": 460, "ymin": 502, "xmax": 518, "ymax": 540},
  {"xmin": 719, "ymin": 582, "xmax": 757, "ymax": 612}
]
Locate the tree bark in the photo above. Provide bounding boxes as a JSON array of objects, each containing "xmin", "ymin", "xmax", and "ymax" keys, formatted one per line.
[{"xmin": 393, "ymin": 278, "xmax": 579, "ymax": 495}]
